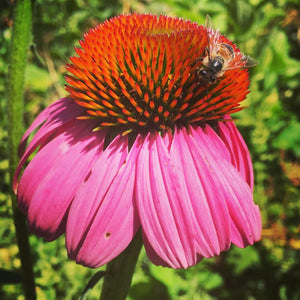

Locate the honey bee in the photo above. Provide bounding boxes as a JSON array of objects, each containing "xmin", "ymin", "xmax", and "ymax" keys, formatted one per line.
[{"xmin": 195, "ymin": 15, "xmax": 258, "ymax": 85}]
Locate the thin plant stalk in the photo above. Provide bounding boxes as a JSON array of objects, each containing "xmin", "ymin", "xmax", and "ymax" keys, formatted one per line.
[
  {"xmin": 100, "ymin": 230, "xmax": 143, "ymax": 300},
  {"xmin": 7, "ymin": 0, "xmax": 36, "ymax": 299}
]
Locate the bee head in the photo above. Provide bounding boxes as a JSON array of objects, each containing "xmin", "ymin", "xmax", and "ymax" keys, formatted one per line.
[{"xmin": 197, "ymin": 69, "xmax": 216, "ymax": 84}]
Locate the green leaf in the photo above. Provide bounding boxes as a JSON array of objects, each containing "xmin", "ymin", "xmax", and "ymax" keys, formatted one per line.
[
  {"xmin": 273, "ymin": 119, "xmax": 300, "ymax": 157},
  {"xmin": 25, "ymin": 64, "xmax": 52, "ymax": 92}
]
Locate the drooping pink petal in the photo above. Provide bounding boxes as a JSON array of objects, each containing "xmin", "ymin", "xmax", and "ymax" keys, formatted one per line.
[
  {"xmin": 136, "ymin": 131, "xmax": 197, "ymax": 269},
  {"xmin": 135, "ymin": 129, "xmax": 231, "ymax": 269},
  {"xmin": 66, "ymin": 134, "xmax": 142, "ymax": 268},
  {"xmin": 136, "ymin": 125, "xmax": 261, "ymax": 269},
  {"xmin": 14, "ymin": 98, "xmax": 85, "ymax": 192},
  {"xmin": 170, "ymin": 128, "xmax": 233, "ymax": 254},
  {"xmin": 191, "ymin": 125, "xmax": 261, "ymax": 248},
  {"xmin": 17, "ymin": 119, "xmax": 105, "ymax": 241},
  {"xmin": 218, "ymin": 116, "xmax": 254, "ymax": 189}
]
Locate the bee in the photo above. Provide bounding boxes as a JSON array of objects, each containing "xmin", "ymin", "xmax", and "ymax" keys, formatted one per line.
[{"xmin": 195, "ymin": 15, "xmax": 258, "ymax": 85}]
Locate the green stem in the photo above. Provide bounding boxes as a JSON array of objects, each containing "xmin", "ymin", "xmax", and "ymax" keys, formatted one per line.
[
  {"xmin": 100, "ymin": 230, "xmax": 143, "ymax": 300},
  {"xmin": 7, "ymin": 1, "xmax": 36, "ymax": 299}
]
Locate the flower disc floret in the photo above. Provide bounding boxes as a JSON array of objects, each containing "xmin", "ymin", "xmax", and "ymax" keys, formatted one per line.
[{"xmin": 66, "ymin": 14, "xmax": 249, "ymax": 134}]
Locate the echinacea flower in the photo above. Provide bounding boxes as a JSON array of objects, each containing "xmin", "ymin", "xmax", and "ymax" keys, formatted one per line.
[{"xmin": 14, "ymin": 14, "xmax": 261, "ymax": 269}]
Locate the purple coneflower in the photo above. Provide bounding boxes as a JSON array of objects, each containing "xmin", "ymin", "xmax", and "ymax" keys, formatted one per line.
[{"xmin": 14, "ymin": 14, "xmax": 261, "ymax": 269}]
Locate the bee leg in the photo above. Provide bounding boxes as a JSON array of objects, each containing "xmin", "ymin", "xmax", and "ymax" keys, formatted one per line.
[
  {"xmin": 191, "ymin": 57, "xmax": 203, "ymax": 67},
  {"xmin": 192, "ymin": 83, "xmax": 198, "ymax": 93},
  {"xmin": 202, "ymin": 46, "xmax": 208, "ymax": 56},
  {"xmin": 191, "ymin": 47, "xmax": 209, "ymax": 67},
  {"xmin": 205, "ymin": 85, "xmax": 209, "ymax": 102}
]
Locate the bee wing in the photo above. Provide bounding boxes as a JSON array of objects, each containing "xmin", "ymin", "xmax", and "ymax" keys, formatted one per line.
[
  {"xmin": 241, "ymin": 55, "xmax": 259, "ymax": 68},
  {"xmin": 205, "ymin": 15, "xmax": 221, "ymax": 56},
  {"xmin": 224, "ymin": 54, "xmax": 259, "ymax": 70},
  {"xmin": 205, "ymin": 14, "xmax": 215, "ymax": 30}
]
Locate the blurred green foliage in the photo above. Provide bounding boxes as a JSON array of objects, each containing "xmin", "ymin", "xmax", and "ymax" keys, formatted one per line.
[{"xmin": 1, "ymin": 0, "xmax": 300, "ymax": 299}]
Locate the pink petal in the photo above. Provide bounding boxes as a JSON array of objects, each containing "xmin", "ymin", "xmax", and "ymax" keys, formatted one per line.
[
  {"xmin": 218, "ymin": 116, "xmax": 254, "ymax": 189},
  {"xmin": 191, "ymin": 125, "xmax": 261, "ymax": 248},
  {"xmin": 17, "ymin": 119, "xmax": 105, "ymax": 241},
  {"xmin": 14, "ymin": 98, "xmax": 85, "ymax": 192},
  {"xmin": 136, "ymin": 132, "xmax": 196, "ymax": 269},
  {"xmin": 170, "ymin": 128, "xmax": 233, "ymax": 253},
  {"xmin": 136, "ymin": 130, "xmax": 232, "ymax": 269},
  {"xmin": 66, "ymin": 134, "xmax": 142, "ymax": 268},
  {"xmin": 136, "ymin": 125, "xmax": 261, "ymax": 269}
]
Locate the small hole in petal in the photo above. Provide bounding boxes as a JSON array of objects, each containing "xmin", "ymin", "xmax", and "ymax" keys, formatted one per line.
[
  {"xmin": 84, "ymin": 170, "xmax": 92, "ymax": 182},
  {"xmin": 105, "ymin": 232, "xmax": 111, "ymax": 239}
]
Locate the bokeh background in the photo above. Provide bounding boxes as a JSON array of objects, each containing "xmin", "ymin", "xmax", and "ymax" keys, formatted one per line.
[{"xmin": 1, "ymin": 0, "xmax": 300, "ymax": 299}]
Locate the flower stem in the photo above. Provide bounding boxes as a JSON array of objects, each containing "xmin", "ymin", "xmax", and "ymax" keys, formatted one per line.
[
  {"xmin": 7, "ymin": 0, "xmax": 36, "ymax": 299},
  {"xmin": 100, "ymin": 230, "xmax": 143, "ymax": 300}
]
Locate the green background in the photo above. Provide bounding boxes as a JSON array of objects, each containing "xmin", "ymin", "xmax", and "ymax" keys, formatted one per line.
[{"xmin": 1, "ymin": 0, "xmax": 300, "ymax": 299}]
